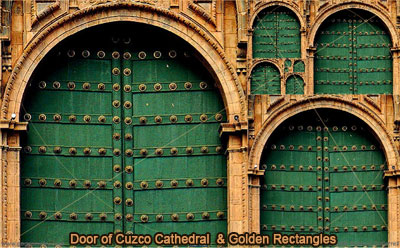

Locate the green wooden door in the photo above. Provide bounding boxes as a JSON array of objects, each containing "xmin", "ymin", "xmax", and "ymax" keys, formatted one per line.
[
  {"xmin": 253, "ymin": 6, "xmax": 301, "ymax": 59},
  {"xmin": 261, "ymin": 110, "xmax": 387, "ymax": 247},
  {"xmin": 251, "ymin": 63, "xmax": 281, "ymax": 94},
  {"xmin": 315, "ymin": 9, "xmax": 392, "ymax": 94},
  {"xmin": 20, "ymin": 23, "xmax": 227, "ymax": 247}
]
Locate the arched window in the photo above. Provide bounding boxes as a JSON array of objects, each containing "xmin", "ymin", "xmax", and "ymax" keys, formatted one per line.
[
  {"xmin": 286, "ymin": 75, "xmax": 304, "ymax": 94},
  {"xmin": 253, "ymin": 6, "xmax": 301, "ymax": 59},
  {"xmin": 251, "ymin": 63, "xmax": 281, "ymax": 94},
  {"xmin": 315, "ymin": 9, "xmax": 392, "ymax": 94}
]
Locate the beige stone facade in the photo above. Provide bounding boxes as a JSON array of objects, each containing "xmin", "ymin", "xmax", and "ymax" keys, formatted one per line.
[{"xmin": 1, "ymin": 0, "xmax": 400, "ymax": 246}]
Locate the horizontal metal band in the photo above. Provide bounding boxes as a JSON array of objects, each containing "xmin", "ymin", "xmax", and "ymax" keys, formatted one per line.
[
  {"xmin": 21, "ymin": 210, "xmax": 227, "ymax": 223},
  {"xmin": 132, "ymin": 113, "xmax": 225, "ymax": 126},
  {"xmin": 261, "ymin": 204, "xmax": 386, "ymax": 212},
  {"xmin": 21, "ymin": 177, "xmax": 226, "ymax": 190},
  {"xmin": 22, "ymin": 145, "xmax": 113, "ymax": 157},
  {"xmin": 260, "ymin": 224, "xmax": 387, "ymax": 232},
  {"xmin": 132, "ymin": 145, "xmax": 224, "ymax": 158},
  {"xmin": 35, "ymin": 81, "xmax": 113, "ymax": 92},
  {"xmin": 263, "ymin": 164, "xmax": 385, "ymax": 171},
  {"xmin": 262, "ymin": 184, "xmax": 385, "ymax": 192},
  {"xmin": 26, "ymin": 113, "xmax": 113, "ymax": 124},
  {"xmin": 24, "ymin": 113, "xmax": 226, "ymax": 125}
]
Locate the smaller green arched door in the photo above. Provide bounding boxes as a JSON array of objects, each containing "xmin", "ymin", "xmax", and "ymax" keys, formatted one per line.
[{"xmin": 260, "ymin": 109, "xmax": 387, "ymax": 247}]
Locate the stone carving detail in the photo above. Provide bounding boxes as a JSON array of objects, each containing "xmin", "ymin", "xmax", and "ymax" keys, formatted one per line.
[
  {"xmin": 31, "ymin": 0, "xmax": 60, "ymax": 26},
  {"xmin": 188, "ymin": 0, "xmax": 216, "ymax": 26}
]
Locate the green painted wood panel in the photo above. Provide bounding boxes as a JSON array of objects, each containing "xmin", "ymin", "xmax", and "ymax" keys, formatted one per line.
[
  {"xmin": 251, "ymin": 63, "xmax": 281, "ymax": 94},
  {"xmin": 286, "ymin": 75, "xmax": 304, "ymax": 94},
  {"xmin": 315, "ymin": 9, "xmax": 392, "ymax": 94},
  {"xmin": 20, "ymin": 23, "xmax": 227, "ymax": 247},
  {"xmin": 253, "ymin": 6, "xmax": 301, "ymax": 59},
  {"xmin": 260, "ymin": 110, "xmax": 387, "ymax": 247}
]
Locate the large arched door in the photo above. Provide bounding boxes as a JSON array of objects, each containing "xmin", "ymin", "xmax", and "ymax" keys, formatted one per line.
[
  {"xmin": 260, "ymin": 109, "xmax": 387, "ymax": 247},
  {"xmin": 20, "ymin": 23, "xmax": 227, "ymax": 247},
  {"xmin": 314, "ymin": 9, "xmax": 392, "ymax": 94}
]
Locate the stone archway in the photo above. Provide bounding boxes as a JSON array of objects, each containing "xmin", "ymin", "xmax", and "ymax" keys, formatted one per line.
[
  {"xmin": 248, "ymin": 96, "xmax": 399, "ymax": 241},
  {"xmin": 1, "ymin": 2, "xmax": 246, "ymax": 122},
  {"xmin": 249, "ymin": 97, "xmax": 398, "ymax": 169},
  {"xmin": 0, "ymin": 2, "xmax": 248, "ymax": 244}
]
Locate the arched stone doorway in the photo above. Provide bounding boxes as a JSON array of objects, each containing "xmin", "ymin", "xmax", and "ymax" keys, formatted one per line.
[
  {"xmin": 260, "ymin": 109, "xmax": 387, "ymax": 246},
  {"xmin": 19, "ymin": 22, "xmax": 228, "ymax": 246}
]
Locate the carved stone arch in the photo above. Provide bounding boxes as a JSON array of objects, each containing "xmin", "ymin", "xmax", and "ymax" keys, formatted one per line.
[
  {"xmin": 1, "ymin": 2, "xmax": 246, "ymax": 122},
  {"xmin": 308, "ymin": 2, "xmax": 399, "ymax": 47},
  {"xmin": 249, "ymin": 96, "xmax": 398, "ymax": 171}
]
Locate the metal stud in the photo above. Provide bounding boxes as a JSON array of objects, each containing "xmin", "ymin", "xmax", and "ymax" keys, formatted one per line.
[
  {"xmin": 156, "ymin": 214, "xmax": 164, "ymax": 222},
  {"xmin": 113, "ymin": 164, "xmax": 121, "ymax": 173},
  {"xmin": 112, "ymin": 51, "xmax": 120, "ymax": 59},
  {"xmin": 169, "ymin": 83, "xmax": 177, "ymax": 91},
  {"xmin": 24, "ymin": 178, "xmax": 32, "ymax": 186},
  {"xmin": 38, "ymin": 81, "xmax": 47, "ymax": 89},
  {"xmin": 170, "ymin": 180, "xmax": 178, "ymax": 188},
  {"xmin": 153, "ymin": 51, "xmax": 162, "ymax": 58},
  {"xmin": 169, "ymin": 50, "xmax": 177, "ymax": 58},
  {"xmin": 39, "ymin": 114, "xmax": 47, "ymax": 121},
  {"xmin": 186, "ymin": 147, "xmax": 194, "ymax": 155},
  {"xmin": 123, "ymin": 52, "xmax": 131, "ymax": 60},
  {"xmin": 125, "ymin": 199, "xmax": 134, "ymax": 207},
  {"xmin": 82, "ymin": 82, "xmax": 91, "ymax": 90},
  {"xmin": 200, "ymin": 114, "xmax": 208, "ymax": 122},
  {"xmin": 171, "ymin": 214, "xmax": 179, "ymax": 221},
  {"xmin": 69, "ymin": 179, "xmax": 77, "ymax": 188},
  {"xmin": 54, "ymin": 212, "xmax": 62, "ymax": 220},
  {"xmin": 83, "ymin": 148, "xmax": 91, "ymax": 156},
  {"xmin": 97, "ymin": 51, "xmax": 105, "ymax": 58},
  {"xmin": 140, "ymin": 181, "xmax": 148, "ymax": 189},
  {"xmin": 113, "ymin": 83, "xmax": 120, "ymax": 91},
  {"xmin": 155, "ymin": 148, "xmax": 163, "ymax": 156},
  {"xmin": 216, "ymin": 178, "xmax": 224, "ymax": 186},
  {"xmin": 140, "ymin": 149, "xmax": 148, "ymax": 156},
  {"xmin": 126, "ymin": 214, "xmax": 134, "ymax": 222},
  {"xmin": 24, "ymin": 146, "xmax": 32, "ymax": 153},
  {"xmin": 114, "ymin": 197, "xmax": 122, "ymax": 205},
  {"xmin": 199, "ymin": 82, "xmax": 208, "ymax": 89},
  {"xmin": 154, "ymin": 83, "xmax": 162, "ymax": 91},
  {"xmin": 184, "ymin": 82, "xmax": 192, "ymax": 90},
  {"xmin": 98, "ymin": 148, "xmax": 106, "ymax": 155},
  {"xmin": 202, "ymin": 212, "xmax": 210, "ymax": 220},
  {"xmin": 186, "ymin": 213, "xmax": 195, "ymax": 221},
  {"xmin": 84, "ymin": 115, "xmax": 91, "ymax": 123},
  {"xmin": 83, "ymin": 180, "xmax": 91, "ymax": 189},
  {"xmin": 186, "ymin": 179, "xmax": 194, "ymax": 187},
  {"xmin": 217, "ymin": 211, "xmax": 225, "ymax": 219},
  {"xmin": 138, "ymin": 51, "xmax": 146, "ymax": 59},
  {"xmin": 112, "ymin": 68, "xmax": 120, "ymax": 75},
  {"xmin": 155, "ymin": 180, "xmax": 163, "ymax": 189},
  {"xmin": 67, "ymin": 50, "xmax": 75, "ymax": 57},
  {"xmin": 125, "ymin": 182, "xmax": 133, "ymax": 190},
  {"xmin": 39, "ymin": 211, "xmax": 47, "ymax": 219},
  {"xmin": 201, "ymin": 178, "xmax": 209, "ymax": 187},
  {"xmin": 170, "ymin": 147, "xmax": 178, "ymax": 155},
  {"xmin": 113, "ymin": 149, "xmax": 121, "ymax": 156},
  {"xmin": 201, "ymin": 146, "xmax": 209, "ymax": 153},
  {"xmin": 25, "ymin": 211, "xmax": 32, "ymax": 218},
  {"xmin": 113, "ymin": 116, "xmax": 120, "ymax": 124},
  {"xmin": 39, "ymin": 146, "xmax": 47, "ymax": 153},
  {"xmin": 54, "ymin": 179, "xmax": 62, "ymax": 187},
  {"xmin": 215, "ymin": 113, "xmax": 223, "ymax": 122},
  {"xmin": 113, "ymin": 213, "xmax": 122, "ymax": 221},
  {"xmin": 97, "ymin": 181, "xmax": 106, "ymax": 189},
  {"xmin": 52, "ymin": 81, "xmax": 61, "ymax": 89},
  {"xmin": 124, "ymin": 117, "xmax": 132, "ymax": 125}
]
